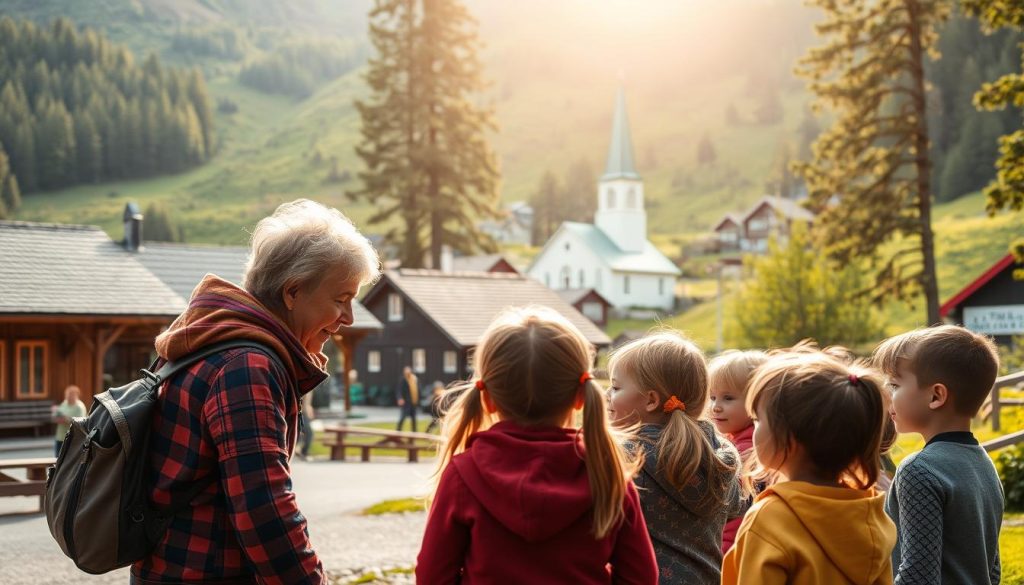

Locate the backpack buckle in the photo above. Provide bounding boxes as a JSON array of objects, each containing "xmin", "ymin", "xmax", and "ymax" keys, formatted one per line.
[{"xmin": 139, "ymin": 369, "xmax": 159, "ymax": 383}]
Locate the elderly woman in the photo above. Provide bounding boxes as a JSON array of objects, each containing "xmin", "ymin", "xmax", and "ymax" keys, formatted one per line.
[{"xmin": 132, "ymin": 200, "xmax": 379, "ymax": 585}]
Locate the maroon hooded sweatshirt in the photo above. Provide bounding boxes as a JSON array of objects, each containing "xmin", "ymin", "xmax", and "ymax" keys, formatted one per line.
[{"xmin": 416, "ymin": 420, "xmax": 658, "ymax": 584}]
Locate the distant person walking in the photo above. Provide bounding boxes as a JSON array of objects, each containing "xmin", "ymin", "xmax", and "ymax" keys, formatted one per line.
[
  {"xmin": 396, "ymin": 366, "xmax": 419, "ymax": 432},
  {"xmin": 53, "ymin": 385, "xmax": 86, "ymax": 457}
]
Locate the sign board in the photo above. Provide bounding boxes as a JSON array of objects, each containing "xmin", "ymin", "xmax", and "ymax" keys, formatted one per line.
[{"xmin": 963, "ymin": 305, "xmax": 1024, "ymax": 335}]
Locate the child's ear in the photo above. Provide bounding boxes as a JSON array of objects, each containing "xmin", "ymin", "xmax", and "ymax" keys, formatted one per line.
[
  {"xmin": 644, "ymin": 391, "xmax": 661, "ymax": 414},
  {"xmin": 927, "ymin": 383, "xmax": 950, "ymax": 410},
  {"xmin": 480, "ymin": 389, "xmax": 499, "ymax": 414}
]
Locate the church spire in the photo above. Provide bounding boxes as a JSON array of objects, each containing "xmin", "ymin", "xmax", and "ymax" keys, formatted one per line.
[{"xmin": 602, "ymin": 87, "xmax": 640, "ymax": 181}]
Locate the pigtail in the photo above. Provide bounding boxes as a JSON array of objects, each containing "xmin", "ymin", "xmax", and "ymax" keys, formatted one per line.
[
  {"xmin": 581, "ymin": 379, "xmax": 633, "ymax": 539},
  {"xmin": 429, "ymin": 379, "xmax": 488, "ymax": 504},
  {"xmin": 842, "ymin": 367, "xmax": 886, "ymax": 490},
  {"xmin": 658, "ymin": 409, "xmax": 738, "ymax": 509}
]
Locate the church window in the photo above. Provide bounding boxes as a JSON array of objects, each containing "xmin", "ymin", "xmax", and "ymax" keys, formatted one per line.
[
  {"xmin": 595, "ymin": 269, "xmax": 603, "ymax": 289},
  {"xmin": 578, "ymin": 269, "xmax": 585, "ymax": 288},
  {"xmin": 606, "ymin": 188, "xmax": 616, "ymax": 208},
  {"xmin": 560, "ymin": 266, "xmax": 571, "ymax": 289},
  {"xmin": 627, "ymin": 189, "xmax": 637, "ymax": 208}
]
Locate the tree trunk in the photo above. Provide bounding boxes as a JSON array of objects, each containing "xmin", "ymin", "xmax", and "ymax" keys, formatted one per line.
[
  {"xmin": 429, "ymin": 126, "xmax": 442, "ymax": 269},
  {"xmin": 907, "ymin": 0, "xmax": 941, "ymax": 325},
  {"xmin": 402, "ymin": 0, "xmax": 422, "ymax": 268}
]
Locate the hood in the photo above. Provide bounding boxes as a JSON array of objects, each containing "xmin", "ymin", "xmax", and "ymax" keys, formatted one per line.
[
  {"xmin": 453, "ymin": 420, "xmax": 592, "ymax": 542},
  {"xmin": 727, "ymin": 423, "xmax": 754, "ymax": 455},
  {"xmin": 636, "ymin": 421, "xmax": 735, "ymax": 516},
  {"xmin": 765, "ymin": 482, "xmax": 896, "ymax": 584},
  {"xmin": 154, "ymin": 274, "xmax": 328, "ymax": 395}
]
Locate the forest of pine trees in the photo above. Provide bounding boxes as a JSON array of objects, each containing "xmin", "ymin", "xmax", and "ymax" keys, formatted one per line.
[
  {"xmin": 239, "ymin": 39, "xmax": 364, "ymax": 99},
  {"xmin": 0, "ymin": 17, "xmax": 215, "ymax": 194}
]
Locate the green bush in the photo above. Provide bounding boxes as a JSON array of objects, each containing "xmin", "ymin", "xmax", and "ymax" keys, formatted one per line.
[{"xmin": 998, "ymin": 444, "xmax": 1024, "ymax": 511}]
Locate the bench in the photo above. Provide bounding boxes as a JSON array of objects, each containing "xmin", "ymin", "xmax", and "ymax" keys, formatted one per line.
[
  {"xmin": 0, "ymin": 401, "xmax": 55, "ymax": 436},
  {"xmin": 321, "ymin": 425, "xmax": 442, "ymax": 463},
  {"xmin": 0, "ymin": 457, "xmax": 54, "ymax": 512}
]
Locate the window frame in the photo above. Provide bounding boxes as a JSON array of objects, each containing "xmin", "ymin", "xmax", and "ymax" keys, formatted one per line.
[
  {"xmin": 367, "ymin": 350, "xmax": 381, "ymax": 373},
  {"xmin": 15, "ymin": 340, "xmax": 48, "ymax": 399},
  {"xmin": 388, "ymin": 293, "xmax": 404, "ymax": 321},
  {"xmin": 443, "ymin": 350, "xmax": 457, "ymax": 374},
  {"xmin": 412, "ymin": 348, "xmax": 427, "ymax": 374}
]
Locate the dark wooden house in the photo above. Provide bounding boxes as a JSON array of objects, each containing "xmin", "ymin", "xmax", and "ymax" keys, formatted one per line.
[
  {"xmin": 940, "ymin": 254, "xmax": 1024, "ymax": 347},
  {"xmin": 354, "ymin": 269, "xmax": 611, "ymax": 405}
]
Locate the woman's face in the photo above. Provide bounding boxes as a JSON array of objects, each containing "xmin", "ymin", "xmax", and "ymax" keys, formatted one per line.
[{"xmin": 283, "ymin": 264, "xmax": 362, "ymax": 353}]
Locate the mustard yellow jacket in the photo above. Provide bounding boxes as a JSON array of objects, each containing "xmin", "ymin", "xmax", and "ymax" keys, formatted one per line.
[{"xmin": 722, "ymin": 481, "xmax": 896, "ymax": 585}]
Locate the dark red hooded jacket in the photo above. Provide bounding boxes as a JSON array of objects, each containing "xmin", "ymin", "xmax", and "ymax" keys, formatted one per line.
[{"xmin": 416, "ymin": 420, "xmax": 658, "ymax": 584}]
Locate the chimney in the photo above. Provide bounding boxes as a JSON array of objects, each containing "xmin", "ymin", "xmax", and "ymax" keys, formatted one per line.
[
  {"xmin": 440, "ymin": 245, "xmax": 454, "ymax": 273},
  {"xmin": 123, "ymin": 202, "xmax": 143, "ymax": 252}
]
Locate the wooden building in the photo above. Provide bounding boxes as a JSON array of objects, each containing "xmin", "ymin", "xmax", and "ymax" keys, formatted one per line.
[
  {"xmin": 712, "ymin": 196, "xmax": 815, "ymax": 254},
  {"xmin": 556, "ymin": 288, "xmax": 613, "ymax": 328},
  {"xmin": 941, "ymin": 254, "xmax": 1024, "ymax": 347},
  {"xmin": 354, "ymin": 269, "xmax": 611, "ymax": 404}
]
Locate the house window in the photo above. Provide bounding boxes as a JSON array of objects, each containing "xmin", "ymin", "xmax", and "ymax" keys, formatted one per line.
[
  {"xmin": 748, "ymin": 218, "xmax": 768, "ymax": 232},
  {"xmin": 719, "ymin": 231, "xmax": 738, "ymax": 243},
  {"xmin": 627, "ymin": 188, "xmax": 637, "ymax": 208},
  {"xmin": 388, "ymin": 293, "xmax": 403, "ymax": 321},
  {"xmin": 606, "ymin": 188, "xmax": 616, "ymax": 208},
  {"xmin": 412, "ymin": 348, "xmax": 426, "ymax": 374},
  {"xmin": 578, "ymin": 269, "xmax": 585, "ymax": 288},
  {"xmin": 443, "ymin": 351, "xmax": 457, "ymax": 374},
  {"xmin": 367, "ymin": 350, "xmax": 381, "ymax": 373},
  {"xmin": 582, "ymin": 302, "xmax": 603, "ymax": 322},
  {"xmin": 624, "ymin": 275, "xmax": 631, "ymax": 294},
  {"xmin": 15, "ymin": 341, "xmax": 47, "ymax": 399}
]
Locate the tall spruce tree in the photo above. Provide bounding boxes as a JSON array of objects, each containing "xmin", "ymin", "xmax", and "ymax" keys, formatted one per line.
[
  {"xmin": 350, "ymin": 0, "xmax": 499, "ymax": 267},
  {"xmin": 794, "ymin": 0, "xmax": 950, "ymax": 326},
  {"xmin": 962, "ymin": 0, "xmax": 1024, "ymax": 213}
]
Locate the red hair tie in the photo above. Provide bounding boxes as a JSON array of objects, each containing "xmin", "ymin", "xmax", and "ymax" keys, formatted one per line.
[
  {"xmin": 848, "ymin": 374, "xmax": 859, "ymax": 385},
  {"xmin": 475, "ymin": 379, "xmax": 486, "ymax": 391},
  {"xmin": 579, "ymin": 372, "xmax": 593, "ymax": 386},
  {"xmin": 663, "ymin": 395, "xmax": 687, "ymax": 414}
]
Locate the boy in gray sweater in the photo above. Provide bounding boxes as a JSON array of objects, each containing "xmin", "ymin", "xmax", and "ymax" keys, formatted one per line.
[{"xmin": 874, "ymin": 325, "xmax": 1004, "ymax": 585}]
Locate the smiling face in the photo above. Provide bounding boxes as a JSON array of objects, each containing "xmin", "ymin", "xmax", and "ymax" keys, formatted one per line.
[
  {"xmin": 708, "ymin": 383, "xmax": 751, "ymax": 435},
  {"xmin": 282, "ymin": 264, "xmax": 362, "ymax": 353}
]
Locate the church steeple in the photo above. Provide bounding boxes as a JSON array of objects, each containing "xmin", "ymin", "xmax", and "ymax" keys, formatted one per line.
[
  {"xmin": 595, "ymin": 87, "xmax": 646, "ymax": 253},
  {"xmin": 602, "ymin": 87, "xmax": 640, "ymax": 181}
]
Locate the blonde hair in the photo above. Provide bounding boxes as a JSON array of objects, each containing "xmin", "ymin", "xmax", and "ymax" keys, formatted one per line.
[
  {"xmin": 747, "ymin": 350, "xmax": 888, "ymax": 489},
  {"xmin": 708, "ymin": 350, "xmax": 768, "ymax": 397},
  {"xmin": 609, "ymin": 331, "xmax": 738, "ymax": 509},
  {"xmin": 243, "ymin": 199, "xmax": 381, "ymax": 312},
  {"xmin": 434, "ymin": 306, "xmax": 636, "ymax": 538}
]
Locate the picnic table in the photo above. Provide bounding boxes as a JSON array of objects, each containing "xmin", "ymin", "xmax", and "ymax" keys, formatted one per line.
[
  {"xmin": 321, "ymin": 425, "xmax": 442, "ymax": 463},
  {"xmin": 0, "ymin": 457, "xmax": 54, "ymax": 512}
]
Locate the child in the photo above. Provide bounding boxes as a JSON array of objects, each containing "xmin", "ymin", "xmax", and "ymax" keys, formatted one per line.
[
  {"xmin": 416, "ymin": 307, "xmax": 658, "ymax": 584},
  {"xmin": 873, "ymin": 325, "xmax": 1003, "ymax": 584},
  {"xmin": 707, "ymin": 349, "xmax": 768, "ymax": 552},
  {"xmin": 53, "ymin": 384, "xmax": 86, "ymax": 457},
  {"xmin": 721, "ymin": 350, "xmax": 896, "ymax": 585},
  {"xmin": 607, "ymin": 332, "xmax": 745, "ymax": 584}
]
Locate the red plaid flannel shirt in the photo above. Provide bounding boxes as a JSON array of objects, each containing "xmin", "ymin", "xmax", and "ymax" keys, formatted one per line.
[{"xmin": 132, "ymin": 347, "xmax": 325, "ymax": 584}]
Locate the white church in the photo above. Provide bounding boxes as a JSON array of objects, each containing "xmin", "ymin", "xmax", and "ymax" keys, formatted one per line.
[{"xmin": 528, "ymin": 89, "xmax": 680, "ymax": 312}]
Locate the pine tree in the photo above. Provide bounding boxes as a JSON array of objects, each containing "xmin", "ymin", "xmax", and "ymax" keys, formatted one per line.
[
  {"xmin": 794, "ymin": 0, "xmax": 950, "ymax": 326},
  {"xmin": 529, "ymin": 170, "xmax": 561, "ymax": 245},
  {"xmin": 562, "ymin": 157, "xmax": 597, "ymax": 224},
  {"xmin": 962, "ymin": 0, "xmax": 1024, "ymax": 213},
  {"xmin": 350, "ymin": 0, "xmax": 500, "ymax": 267},
  {"xmin": 143, "ymin": 203, "xmax": 178, "ymax": 242}
]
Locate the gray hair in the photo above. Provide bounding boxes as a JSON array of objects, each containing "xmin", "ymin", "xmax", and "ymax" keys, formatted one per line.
[{"xmin": 243, "ymin": 199, "xmax": 381, "ymax": 311}]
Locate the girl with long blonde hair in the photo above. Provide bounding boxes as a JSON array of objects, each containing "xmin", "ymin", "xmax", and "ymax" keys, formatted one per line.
[{"xmin": 415, "ymin": 307, "xmax": 657, "ymax": 584}]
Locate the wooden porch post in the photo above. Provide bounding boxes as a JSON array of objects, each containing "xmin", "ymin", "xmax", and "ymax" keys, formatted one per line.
[
  {"xmin": 332, "ymin": 332, "xmax": 367, "ymax": 415},
  {"xmin": 94, "ymin": 325, "xmax": 126, "ymax": 397}
]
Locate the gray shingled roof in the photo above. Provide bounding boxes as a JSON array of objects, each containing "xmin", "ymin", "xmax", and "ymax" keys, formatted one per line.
[
  {"xmin": 556, "ymin": 288, "xmax": 609, "ymax": 306},
  {"xmin": 0, "ymin": 221, "xmax": 185, "ymax": 316},
  {"xmin": 744, "ymin": 196, "xmax": 815, "ymax": 223},
  {"xmin": 136, "ymin": 242, "xmax": 382, "ymax": 330},
  {"xmin": 451, "ymin": 254, "xmax": 515, "ymax": 274},
  {"xmin": 382, "ymin": 269, "xmax": 610, "ymax": 347}
]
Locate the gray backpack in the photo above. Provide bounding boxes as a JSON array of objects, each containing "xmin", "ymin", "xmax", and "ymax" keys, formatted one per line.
[{"xmin": 44, "ymin": 340, "xmax": 284, "ymax": 574}]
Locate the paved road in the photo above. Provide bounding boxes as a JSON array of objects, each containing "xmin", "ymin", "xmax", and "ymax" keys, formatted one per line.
[{"xmin": 0, "ymin": 456, "xmax": 432, "ymax": 584}]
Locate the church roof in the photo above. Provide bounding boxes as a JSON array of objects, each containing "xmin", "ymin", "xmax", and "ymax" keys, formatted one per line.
[
  {"xmin": 559, "ymin": 222, "xmax": 680, "ymax": 276},
  {"xmin": 602, "ymin": 87, "xmax": 640, "ymax": 181}
]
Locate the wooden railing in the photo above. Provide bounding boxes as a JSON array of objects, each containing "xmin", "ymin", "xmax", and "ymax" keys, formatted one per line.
[{"xmin": 982, "ymin": 370, "xmax": 1024, "ymax": 432}]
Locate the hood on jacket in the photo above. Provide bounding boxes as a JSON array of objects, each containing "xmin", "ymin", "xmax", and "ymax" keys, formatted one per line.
[
  {"xmin": 726, "ymin": 423, "xmax": 755, "ymax": 455},
  {"xmin": 154, "ymin": 274, "xmax": 328, "ymax": 394},
  {"xmin": 452, "ymin": 420, "xmax": 594, "ymax": 542},
  {"xmin": 765, "ymin": 482, "xmax": 896, "ymax": 585}
]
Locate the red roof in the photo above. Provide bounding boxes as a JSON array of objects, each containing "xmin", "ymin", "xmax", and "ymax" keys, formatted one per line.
[{"xmin": 939, "ymin": 254, "xmax": 1015, "ymax": 318}]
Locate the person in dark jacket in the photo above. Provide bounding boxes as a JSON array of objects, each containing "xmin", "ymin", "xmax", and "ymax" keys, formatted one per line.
[
  {"xmin": 396, "ymin": 366, "xmax": 419, "ymax": 432},
  {"xmin": 132, "ymin": 199, "xmax": 380, "ymax": 585}
]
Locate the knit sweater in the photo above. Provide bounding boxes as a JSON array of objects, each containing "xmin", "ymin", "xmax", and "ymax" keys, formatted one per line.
[
  {"xmin": 885, "ymin": 432, "xmax": 1004, "ymax": 585},
  {"xmin": 631, "ymin": 422, "xmax": 746, "ymax": 584}
]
